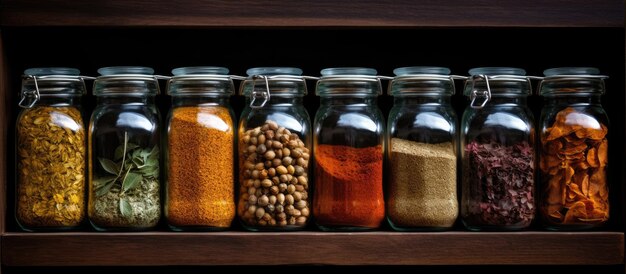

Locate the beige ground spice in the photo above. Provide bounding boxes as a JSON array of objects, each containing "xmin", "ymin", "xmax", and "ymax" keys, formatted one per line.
[
  {"xmin": 16, "ymin": 106, "xmax": 86, "ymax": 229},
  {"xmin": 387, "ymin": 138, "xmax": 458, "ymax": 229}
]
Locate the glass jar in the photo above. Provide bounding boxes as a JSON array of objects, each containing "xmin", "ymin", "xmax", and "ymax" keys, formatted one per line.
[
  {"xmin": 165, "ymin": 66, "xmax": 236, "ymax": 231},
  {"xmin": 237, "ymin": 67, "xmax": 312, "ymax": 231},
  {"xmin": 313, "ymin": 67, "xmax": 385, "ymax": 231},
  {"xmin": 460, "ymin": 67, "xmax": 535, "ymax": 231},
  {"xmin": 538, "ymin": 67, "xmax": 609, "ymax": 230},
  {"xmin": 386, "ymin": 66, "xmax": 458, "ymax": 231},
  {"xmin": 16, "ymin": 67, "xmax": 87, "ymax": 231},
  {"xmin": 88, "ymin": 66, "xmax": 161, "ymax": 231}
]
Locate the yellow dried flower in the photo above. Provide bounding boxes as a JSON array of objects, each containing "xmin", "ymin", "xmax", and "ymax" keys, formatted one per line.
[{"xmin": 16, "ymin": 106, "xmax": 86, "ymax": 229}]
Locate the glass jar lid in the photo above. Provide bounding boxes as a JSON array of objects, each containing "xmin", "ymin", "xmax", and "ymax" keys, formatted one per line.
[
  {"xmin": 25, "ymin": 67, "xmax": 80, "ymax": 76},
  {"xmin": 463, "ymin": 67, "xmax": 530, "ymax": 96},
  {"xmin": 93, "ymin": 66, "xmax": 159, "ymax": 96},
  {"xmin": 240, "ymin": 67, "xmax": 307, "ymax": 108},
  {"xmin": 247, "ymin": 67, "xmax": 303, "ymax": 76},
  {"xmin": 539, "ymin": 67, "xmax": 607, "ymax": 96},
  {"xmin": 240, "ymin": 67, "xmax": 306, "ymax": 96},
  {"xmin": 316, "ymin": 67, "xmax": 381, "ymax": 97},
  {"xmin": 167, "ymin": 66, "xmax": 234, "ymax": 96},
  {"xmin": 20, "ymin": 67, "xmax": 87, "ymax": 108},
  {"xmin": 388, "ymin": 66, "xmax": 454, "ymax": 96},
  {"xmin": 463, "ymin": 67, "xmax": 531, "ymax": 109}
]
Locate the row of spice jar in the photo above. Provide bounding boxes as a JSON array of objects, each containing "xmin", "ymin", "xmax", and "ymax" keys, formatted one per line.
[{"xmin": 15, "ymin": 66, "xmax": 609, "ymax": 232}]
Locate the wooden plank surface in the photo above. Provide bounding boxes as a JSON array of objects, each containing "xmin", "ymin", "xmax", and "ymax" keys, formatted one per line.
[
  {"xmin": 0, "ymin": 0, "xmax": 622, "ymax": 27},
  {"xmin": 2, "ymin": 232, "xmax": 623, "ymax": 266}
]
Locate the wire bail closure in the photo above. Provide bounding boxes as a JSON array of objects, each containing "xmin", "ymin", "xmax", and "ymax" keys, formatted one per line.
[
  {"xmin": 469, "ymin": 74, "xmax": 491, "ymax": 109},
  {"xmin": 19, "ymin": 74, "xmax": 94, "ymax": 108},
  {"xmin": 249, "ymin": 75, "xmax": 271, "ymax": 109},
  {"xmin": 18, "ymin": 75, "xmax": 41, "ymax": 109}
]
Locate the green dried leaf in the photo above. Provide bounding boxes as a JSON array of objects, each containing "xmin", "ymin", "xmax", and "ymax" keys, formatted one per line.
[
  {"xmin": 147, "ymin": 145, "xmax": 159, "ymax": 162},
  {"xmin": 97, "ymin": 132, "xmax": 160, "ymax": 199},
  {"xmin": 120, "ymin": 198, "xmax": 133, "ymax": 217},
  {"xmin": 94, "ymin": 177, "xmax": 116, "ymax": 197},
  {"xmin": 126, "ymin": 143, "xmax": 140, "ymax": 151},
  {"xmin": 122, "ymin": 172, "xmax": 143, "ymax": 192},
  {"xmin": 140, "ymin": 149, "xmax": 150, "ymax": 159},
  {"xmin": 132, "ymin": 157, "xmax": 144, "ymax": 168},
  {"xmin": 99, "ymin": 157, "xmax": 120, "ymax": 175},
  {"xmin": 140, "ymin": 165, "xmax": 159, "ymax": 178},
  {"xmin": 145, "ymin": 158, "xmax": 158, "ymax": 170},
  {"xmin": 93, "ymin": 176, "xmax": 116, "ymax": 187},
  {"xmin": 114, "ymin": 146, "xmax": 124, "ymax": 161},
  {"xmin": 115, "ymin": 143, "xmax": 139, "ymax": 161},
  {"xmin": 132, "ymin": 149, "xmax": 142, "ymax": 161}
]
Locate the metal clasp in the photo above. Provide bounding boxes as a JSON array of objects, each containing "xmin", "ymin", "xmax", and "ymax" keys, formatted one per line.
[
  {"xmin": 19, "ymin": 75, "xmax": 40, "ymax": 109},
  {"xmin": 469, "ymin": 74, "xmax": 491, "ymax": 109},
  {"xmin": 250, "ymin": 75, "xmax": 271, "ymax": 109}
]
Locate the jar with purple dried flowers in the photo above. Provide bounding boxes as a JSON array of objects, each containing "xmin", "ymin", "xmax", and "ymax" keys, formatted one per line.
[{"xmin": 460, "ymin": 67, "xmax": 536, "ymax": 231}]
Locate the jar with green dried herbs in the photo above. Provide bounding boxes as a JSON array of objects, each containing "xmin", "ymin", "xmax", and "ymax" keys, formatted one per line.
[
  {"xmin": 88, "ymin": 66, "xmax": 161, "ymax": 231},
  {"xmin": 460, "ymin": 67, "xmax": 536, "ymax": 231},
  {"xmin": 16, "ymin": 67, "xmax": 88, "ymax": 231}
]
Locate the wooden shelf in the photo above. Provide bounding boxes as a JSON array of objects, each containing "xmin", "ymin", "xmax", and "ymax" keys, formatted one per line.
[
  {"xmin": 1, "ymin": 231, "xmax": 623, "ymax": 266},
  {"xmin": 0, "ymin": 0, "xmax": 622, "ymax": 27}
]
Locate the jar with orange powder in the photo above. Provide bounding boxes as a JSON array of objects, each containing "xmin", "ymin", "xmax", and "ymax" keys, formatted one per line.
[
  {"xmin": 313, "ymin": 67, "xmax": 386, "ymax": 231},
  {"xmin": 538, "ymin": 67, "xmax": 610, "ymax": 230},
  {"xmin": 165, "ymin": 67, "xmax": 236, "ymax": 231}
]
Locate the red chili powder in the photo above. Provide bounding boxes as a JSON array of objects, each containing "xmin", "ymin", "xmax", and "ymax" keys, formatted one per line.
[{"xmin": 313, "ymin": 144, "xmax": 385, "ymax": 229}]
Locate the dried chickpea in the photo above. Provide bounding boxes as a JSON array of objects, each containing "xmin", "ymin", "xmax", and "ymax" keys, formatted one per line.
[{"xmin": 238, "ymin": 120, "xmax": 310, "ymax": 230}]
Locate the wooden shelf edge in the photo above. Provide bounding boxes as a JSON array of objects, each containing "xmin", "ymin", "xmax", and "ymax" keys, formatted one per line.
[
  {"xmin": 0, "ymin": 0, "xmax": 623, "ymax": 27},
  {"xmin": 1, "ymin": 231, "xmax": 623, "ymax": 266}
]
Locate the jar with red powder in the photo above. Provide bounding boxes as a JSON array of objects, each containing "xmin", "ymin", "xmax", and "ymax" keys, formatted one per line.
[{"xmin": 313, "ymin": 67, "xmax": 386, "ymax": 231}]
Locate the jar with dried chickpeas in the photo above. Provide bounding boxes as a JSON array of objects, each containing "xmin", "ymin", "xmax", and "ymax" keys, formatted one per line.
[
  {"xmin": 237, "ymin": 67, "xmax": 312, "ymax": 231},
  {"xmin": 538, "ymin": 67, "xmax": 609, "ymax": 230},
  {"xmin": 16, "ymin": 67, "xmax": 89, "ymax": 231}
]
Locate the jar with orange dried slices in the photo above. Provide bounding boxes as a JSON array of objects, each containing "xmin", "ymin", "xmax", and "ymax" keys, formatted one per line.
[{"xmin": 538, "ymin": 67, "xmax": 609, "ymax": 230}]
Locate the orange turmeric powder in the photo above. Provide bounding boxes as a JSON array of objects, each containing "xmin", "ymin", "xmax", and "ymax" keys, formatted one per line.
[
  {"xmin": 166, "ymin": 106, "xmax": 235, "ymax": 229},
  {"xmin": 314, "ymin": 144, "xmax": 385, "ymax": 229}
]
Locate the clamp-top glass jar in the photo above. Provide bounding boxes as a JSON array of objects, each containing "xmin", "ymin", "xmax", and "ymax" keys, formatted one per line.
[
  {"xmin": 16, "ymin": 68, "xmax": 88, "ymax": 231},
  {"xmin": 165, "ymin": 67, "xmax": 236, "ymax": 231},
  {"xmin": 386, "ymin": 67, "xmax": 458, "ymax": 231},
  {"xmin": 88, "ymin": 66, "xmax": 161, "ymax": 231},
  {"xmin": 538, "ymin": 67, "xmax": 609, "ymax": 230},
  {"xmin": 460, "ymin": 67, "xmax": 535, "ymax": 231},
  {"xmin": 237, "ymin": 67, "xmax": 312, "ymax": 231},
  {"xmin": 313, "ymin": 67, "xmax": 385, "ymax": 231}
]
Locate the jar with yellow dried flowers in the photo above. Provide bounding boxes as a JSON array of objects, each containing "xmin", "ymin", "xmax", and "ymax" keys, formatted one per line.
[
  {"xmin": 16, "ymin": 67, "xmax": 88, "ymax": 231},
  {"xmin": 538, "ymin": 67, "xmax": 610, "ymax": 230}
]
